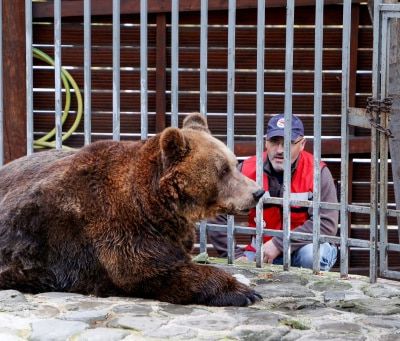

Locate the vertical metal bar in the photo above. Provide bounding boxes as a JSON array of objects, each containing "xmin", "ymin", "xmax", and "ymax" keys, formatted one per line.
[
  {"xmin": 54, "ymin": 0, "xmax": 62, "ymax": 150},
  {"xmin": 0, "ymin": 0, "xmax": 3, "ymax": 164},
  {"xmin": 312, "ymin": 0, "xmax": 324, "ymax": 274},
  {"xmin": 340, "ymin": 0, "xmax": 352, "ymax": 279},
  {"xmin": 282, "ymin": 0, "xmax": 295, "ymax": 271},
  {"xmin": 200, "ymin": 0, "xmax": 207, "ymax": 116},
  {"xmin": 199, "ymin": 221, "xmax": 207, "ymax": 254},
  {"xmin": 171, "ymin": 0, "xmax": 179, "ymax": 128},
  {"xmin": 112, "ymin": 0, "xmax": 120, "ymax": 141},
  {"xmin": 84, "ymin": 0, "xmax": 92, "ymax": 145},
  {"xmin": 140, "ymin": 0, "xmax": 148, "ymax": 140},
  {"xmin": 199, "ymin": 0, "xmax": 208, "ymax": 254},
  {"xmin": 227, "ymin": 215, "xmax": 235, "ymax": 264},
  {"xmin": 226, "ymin": 0, "xmax": 236, "ymax": 264},
  {"xmin": 255, "ymin": 0, "xmax": 265, "ymax": 268},
  {"xmin": 379, "ymin": 14, "xmax": 389, "ymax": 277},
  {"xmin": 227, "ymin": 0, "xmax": 235, "ymax": 152},
  {"xmin": 372, "ymin": 0, "xmax": 381, "ymax": 101},
  {"xmin": 25, "ymin": 0, "xmax": 33, "ymax": 156},
  {"xmin": 368, "ymin": 0, "xmax": 382, "ymax": 284}
]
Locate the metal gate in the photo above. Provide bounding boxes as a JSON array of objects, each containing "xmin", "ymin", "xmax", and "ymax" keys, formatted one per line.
[
  {"xmin": 369, "ymin": 1, "xmax": 400, "ymax": 281},
  {"xmin": 0, "ymin": 1, "xmax": 399, "ymax": 283}
]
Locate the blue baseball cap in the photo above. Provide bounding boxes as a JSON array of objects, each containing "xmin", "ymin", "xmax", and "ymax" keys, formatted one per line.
[{"xmin": 265, "ymin": 114, "xmax": 304, "ymax": 142}]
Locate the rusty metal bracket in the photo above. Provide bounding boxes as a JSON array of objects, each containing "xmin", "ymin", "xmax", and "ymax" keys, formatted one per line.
[{"xmin": 366, "ymin": 97, "xmax": 394, "ymax": 137}]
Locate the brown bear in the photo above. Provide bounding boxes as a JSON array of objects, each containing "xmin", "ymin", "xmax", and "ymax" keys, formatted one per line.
[{"xmin": 0, "ymin": 113, "xmax": 264, "ymax": 306}]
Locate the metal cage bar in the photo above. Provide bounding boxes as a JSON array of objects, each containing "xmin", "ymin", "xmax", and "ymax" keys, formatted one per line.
[
  {"xmin": 140, "ymin": 0, "xmax": 148, "ymax": 140},
  {"xmin": 379, "ymin": 13, "xmax": 389, "ymax": 277},
  {"xmin": 112, "ymin": 0, "xmax": 121, "ymax": 141},
  {"xmin": 282, "ymin": 0, "xmax": 295, "ymax": 271},
  {"xmin": 198, "ymin": 0, "xmax": 208, "ymax": 254},
  {"xmin": 339, "ymin": 0, "xmax": 352, "ymax": 279},
  {"xmin": 171, "ymin": 0, "xmax": 179, "ymax": 128},
  {"xmin": 255, "ymin": 0, "xmax": 265, "ymax": 268},
  {"xmin": 369, "ymin": 0, "xmax": 382, "ymax": 283},
  {"xmin": 312, "ymin": 0, "xmax": 324, "ymax": 274},
  {"xmin": 54, "ymin": 0, "xmax": 62, "ymax": 150},
  {"xmin": 83, "ymin": 0, "xmax": 92, "ymax": 145},
  {"xmin": 226, "ymin": 0, "xmax": 236, "ymax": 265},
  {"xmin": 0, "ymin": 0, "xmax": 2, "ymax": 165},
  {"xmin": 25, "ymin": 0, "xmax": 33, "ymax": 156}
]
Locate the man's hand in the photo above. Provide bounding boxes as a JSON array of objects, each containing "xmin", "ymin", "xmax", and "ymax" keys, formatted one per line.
[
  {"xmin": 236, "ymin": 256, "xmax": 249, "ymax": 263},
  {"xmin": 263, "ymin": 240, "xmax": 281, "ymax": 263}
]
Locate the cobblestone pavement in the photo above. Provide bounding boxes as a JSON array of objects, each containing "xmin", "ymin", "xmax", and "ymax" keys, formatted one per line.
[{"xmin": 0, "ymin": 260, "xmax": 400, "ymax": 340}]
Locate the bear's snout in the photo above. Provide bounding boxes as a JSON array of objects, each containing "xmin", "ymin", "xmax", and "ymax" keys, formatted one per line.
[{"xmin": 252, "ymin": 189, "xmax": 265, "ymax": 202}]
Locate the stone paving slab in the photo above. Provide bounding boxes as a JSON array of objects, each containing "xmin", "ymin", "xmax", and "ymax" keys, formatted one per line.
[{"xmin": 0, "ymin": 260, "xmax": 399, "ymax": 340}]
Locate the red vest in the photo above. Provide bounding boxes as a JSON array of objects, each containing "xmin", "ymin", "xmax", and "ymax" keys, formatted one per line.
[{"xmin": 241, "ymin": 150, "xmax": 325, "ymax": 251}]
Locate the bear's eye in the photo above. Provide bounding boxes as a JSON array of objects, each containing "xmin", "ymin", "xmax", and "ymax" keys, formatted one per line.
[{"xmin": 219, "ymin": 164, "xmax": 230, "ymax": 178}]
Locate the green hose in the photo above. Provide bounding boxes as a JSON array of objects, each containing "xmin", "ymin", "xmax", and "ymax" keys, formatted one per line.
[{"xmin": 32, "ymin": 48, "xmax": 83, "ymax": 150}]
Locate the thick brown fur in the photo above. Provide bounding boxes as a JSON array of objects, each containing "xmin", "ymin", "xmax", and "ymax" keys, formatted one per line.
[{"xmin": 0, "ymin": 113, "xmax": 263, "ymax": 306}]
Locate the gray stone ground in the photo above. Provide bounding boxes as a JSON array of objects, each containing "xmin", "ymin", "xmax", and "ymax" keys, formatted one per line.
[{"xmin": 0, "ymin": 259, "xmax": 400, "ymax": 340}]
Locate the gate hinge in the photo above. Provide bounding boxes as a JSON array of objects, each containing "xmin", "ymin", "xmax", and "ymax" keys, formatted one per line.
[{"xmin": 366, "ymin": 96, "xmax": 394, "ymax": 137}]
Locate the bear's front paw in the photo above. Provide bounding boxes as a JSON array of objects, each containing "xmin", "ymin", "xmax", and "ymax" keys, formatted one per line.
[{"xmin": 208, "ymin": 283, "xmax": 263, "ymax": 307}]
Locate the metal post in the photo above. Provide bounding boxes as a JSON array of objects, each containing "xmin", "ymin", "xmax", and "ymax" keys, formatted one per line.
[
  {"xmin": 25, "ymin": 0, "xmax": 33, "ymax": 156},
  {"xmin": 282, "ymin": 0, "xmax": 295, "ymax": 271},
  {"xmin": 200, "ymin": 0, "xmax": 208, "ymax": 116},
  {"xmin": 368, "ymin": 0, "xmax": 382, "ymax": 283},
  {"xmin": 312, "ymin": 0, "xmax": 324, "ymax": 274},
  {"xmin": 199, "ymin": 0, "xmax": 208, "ymax": 254},
  {"xmin": 226, "ymin": 0, "xmax": 236, "ymax": 264},
  {"xmin": 112, "ymin": 0, "xmax": 120, "ymax": 141},
  {"xmin": 54, "ymin": 0, "xmax": 62, "ymax": 150},
  {"xmin": 339, "ymin": 0, "xmax": 352, "ymax": 279},
  {"xmin": 0, "ymin": 0, "xmax": 2, "ymax": 164},
  {"xmin": 255, "ymin": 0, "xmax": 265, "ymax": 268},
  {"xmin": 140, "ymin": 0, "xmax": 148, "ymax": 140},
  {"xmin": 171, "ymin": 0, "xmax": 179, "ymax": 128},
  {"xmin": 84, "ymin": 0, "xmax": 92, "ymax": 145},
  {"xmin": 379, "ymin": 12, "xmax": 392, "ymax": 277},
  {"xmin": 386, "ymin": 4, "xmax": 400, "ymax": 247}
]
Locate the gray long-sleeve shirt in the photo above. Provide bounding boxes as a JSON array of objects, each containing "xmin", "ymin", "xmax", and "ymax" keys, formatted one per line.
[{"xmin": 208, "ymin": 155, "xmax": 339, "ymax": 258}]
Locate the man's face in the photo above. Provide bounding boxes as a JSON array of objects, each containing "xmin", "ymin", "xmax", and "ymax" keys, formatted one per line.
[{"xmin": 265, "ymin": 136, "xmax": 306, "ymax": 172}]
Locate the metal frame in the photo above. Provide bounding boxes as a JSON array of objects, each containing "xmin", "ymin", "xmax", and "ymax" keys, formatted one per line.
[{"xmin": 376, "ymin": 2, "xmax": 400, "ymax": 281}]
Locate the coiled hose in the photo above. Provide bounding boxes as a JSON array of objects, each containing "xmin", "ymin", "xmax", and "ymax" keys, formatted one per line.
[{"xmin": 32, "ymin": 47, "xmax": 83, "ymax": 150}]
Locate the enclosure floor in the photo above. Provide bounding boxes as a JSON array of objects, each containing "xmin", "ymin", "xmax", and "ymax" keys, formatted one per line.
[{"xmin": 1, "ymin": 260, "xmax": 400, "ymax": 340}]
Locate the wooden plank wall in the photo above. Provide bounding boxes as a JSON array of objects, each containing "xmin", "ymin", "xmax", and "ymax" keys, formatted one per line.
[{"xmin": 2, "ymin": 0, "xmax": 27, "ymax": 163}]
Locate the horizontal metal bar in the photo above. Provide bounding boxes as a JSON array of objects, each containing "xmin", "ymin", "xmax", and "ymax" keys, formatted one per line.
[
  {"xmin": 290, "ymin": 231, "xmax": 370, "ymax": 248},
  {"xmin": 382, "ymin": 11, "xmax": 400, "ymax": 19},
  {"xmin": 32, "ymin": 0, "xmax": 364, "ymax": 18},
  {"xmin": 380, "ymin": 3, "xmax": 400, "ymax": 12},
  {"xmin": 387, "ymin": 208, "xmax": 400, "ymax": 218},
  {"xmin": 347, "ymin": 204, "xmax": 372, "ymax": 215},
  {"xmin": 386, "ymin": 243, "xmax": 400, "ymax": 252},
  {"xmin": 264, "ymin": 196, "xmax": 376, "ymax": 215},
  {"xmin": 348, "ymin": 107, "xmax": 371, "ymax": 129},
  {"xmin": 264, "ymin": 196, "xmax": 339, "ymax": 210},
  {"xmin": 205, "ymin": 223, "xmax": 371, "ymax": 248},
  {"xmin": 382, "ymin": 269, "xmax": 400, "ymax": 280}
]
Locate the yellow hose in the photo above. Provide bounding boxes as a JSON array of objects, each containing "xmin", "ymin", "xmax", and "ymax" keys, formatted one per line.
[{"xmin": 32, "ymin": 48, "xmax": 83, "ymax": 150}]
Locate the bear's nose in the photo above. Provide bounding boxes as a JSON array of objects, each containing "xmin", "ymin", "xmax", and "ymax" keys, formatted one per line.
[{"xmin": 252, "ymin": 189, "xmax": 265, "ymax": 201}]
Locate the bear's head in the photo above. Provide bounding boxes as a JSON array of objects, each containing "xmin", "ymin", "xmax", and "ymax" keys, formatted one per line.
[{"xmin": 159, "ymin": 113, "xmax": 264, "ymax": 221}]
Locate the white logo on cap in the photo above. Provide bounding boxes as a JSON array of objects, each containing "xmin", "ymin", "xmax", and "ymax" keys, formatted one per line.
[{"xmin": 277, "ymin": 118, "xmax": 285, "ymax": 128}]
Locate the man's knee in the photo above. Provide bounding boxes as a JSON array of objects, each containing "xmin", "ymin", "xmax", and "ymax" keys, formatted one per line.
[
  {"xmin": 293, "ymin": 243, "xmax": 337, "ymax": 271},
  {"xmin": 293, "ymin": 244, "xmax": 314, "ymax": 269},
  {"xmin": 320, "ymin": 242, "xmax": 338, "ymax": 271}
]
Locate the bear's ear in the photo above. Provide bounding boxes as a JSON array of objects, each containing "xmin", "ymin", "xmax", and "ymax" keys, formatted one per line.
[
  {"xmin": 182, "ymin": 112, "xmax": 210, "ymax": 133},
  {"xmin": 160, "ymin": 127, "xmax": 188, "ymax": 167}
]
